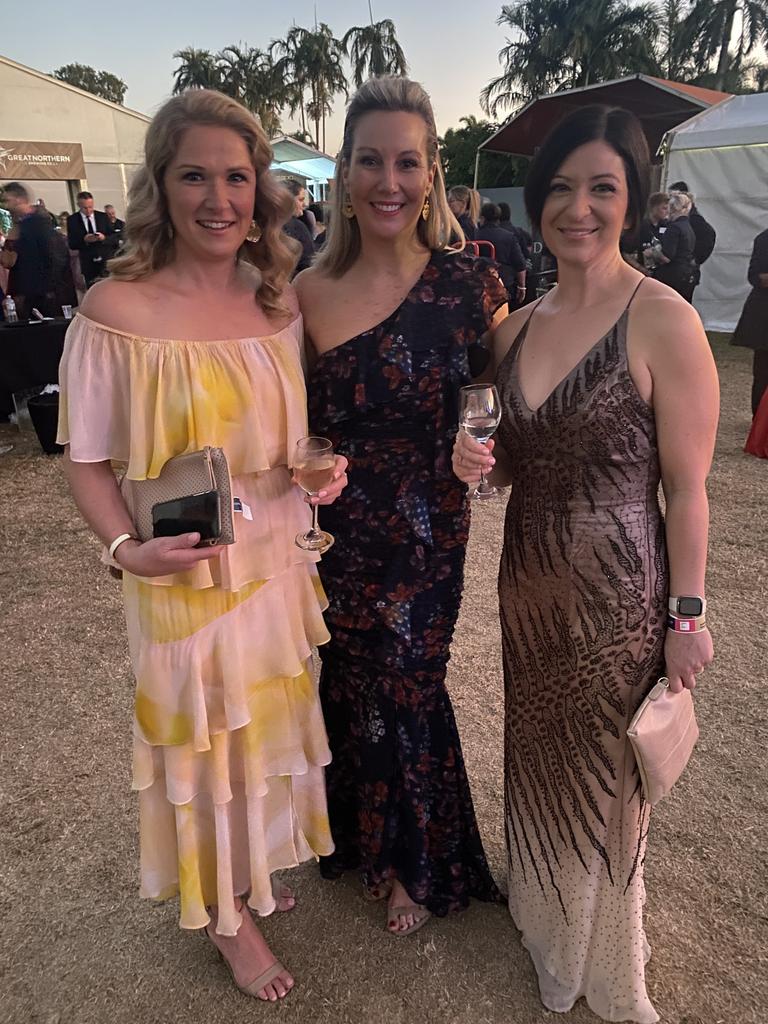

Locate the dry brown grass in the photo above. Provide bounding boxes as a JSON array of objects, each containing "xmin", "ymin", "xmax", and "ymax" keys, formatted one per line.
[{"xmin": 0, "ymin": 337, "xmax": 765, "ymax": 1024}]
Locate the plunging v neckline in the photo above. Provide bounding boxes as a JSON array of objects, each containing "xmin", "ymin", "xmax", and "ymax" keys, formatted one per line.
[{"xmin": 514, "ymin": 310, "xmax": 626, "ymax": 414}]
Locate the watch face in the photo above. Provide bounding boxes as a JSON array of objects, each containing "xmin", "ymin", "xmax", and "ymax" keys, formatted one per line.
[{"xmin": 677, "ymin": 596, "xmax": 703, "ymax": 616}]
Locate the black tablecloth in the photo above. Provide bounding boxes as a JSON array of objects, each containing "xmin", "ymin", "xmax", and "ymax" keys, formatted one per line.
[{"xmin": 0, "ymin": 318, "xmax": 69, "ymax": 419}]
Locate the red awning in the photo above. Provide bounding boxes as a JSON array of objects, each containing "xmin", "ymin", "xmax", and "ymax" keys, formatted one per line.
[{"xmin": 480, "ymin": 75, "xmax": 732, "ymax": 160}]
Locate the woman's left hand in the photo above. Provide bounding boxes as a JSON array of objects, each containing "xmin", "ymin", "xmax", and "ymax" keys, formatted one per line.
[
  {"xmin": 294, "ymin": 454, "xmax": 349, "ymax": 506},
  {"xmin": 663, "ymin": 628, "xmax": 714, "ymax": 692}
]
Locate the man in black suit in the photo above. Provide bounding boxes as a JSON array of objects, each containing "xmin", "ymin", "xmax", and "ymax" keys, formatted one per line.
[
  {"xmin": 104, "ymin": 204, "xmax": 126, "ymax": 251},
  {"xmin": 67, "ymin": 191, "xmax": 117, "ymax": 286},
  {"xmin": 475, "ymin": 203, "xmax": 527, "ymax": 307}
]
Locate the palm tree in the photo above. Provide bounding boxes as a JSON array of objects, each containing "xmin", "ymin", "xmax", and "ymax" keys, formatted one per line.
[
  {"xmin": 566, "ymin": 0, "xmax": 659, "ymax": 87},
  {"xmin": 283, "ymin": 24, "xmax": 347, "ymax": 151},
  {"xmin": 482, "ymin": 0, "xmax": 571, "ymax": 114},
  {"xmin": 342, "ymin": 19, "xmax": 408, "ymax": 87},
  {"xmin": 271, "ymin": 26, "xmax": 312, "ymax": 138},
  {"xmin": 217, "ymin": 45, "xmax": 285, "ymax": 135},
  {"xmin": 684, "ymin": 0, "xmax": 768, "ymax": 90},
  {"xmin": 172, "ymin": 48, "xmax": 221, "ymax": 92}
]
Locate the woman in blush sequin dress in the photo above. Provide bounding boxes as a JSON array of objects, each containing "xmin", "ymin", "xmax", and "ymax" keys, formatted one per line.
[{"xmin": 453, "ymin": 106, "xmax": 718, "ymax": 1021}]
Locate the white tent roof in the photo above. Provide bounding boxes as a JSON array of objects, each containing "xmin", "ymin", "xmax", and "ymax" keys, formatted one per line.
[{"xmin": 666, "ymin": 93, "xmax": 768, "ymax": 151}]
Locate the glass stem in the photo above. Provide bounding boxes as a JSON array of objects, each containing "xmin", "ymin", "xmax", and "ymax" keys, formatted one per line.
[{"xmin": 310, "ymin": 500, "xmax": 320, "ymax": 536}]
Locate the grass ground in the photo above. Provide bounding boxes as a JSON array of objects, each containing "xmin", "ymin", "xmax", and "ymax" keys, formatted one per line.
[{"xmin": 0, "ymin": 336, "xmax": 765, "ymax": 1024}]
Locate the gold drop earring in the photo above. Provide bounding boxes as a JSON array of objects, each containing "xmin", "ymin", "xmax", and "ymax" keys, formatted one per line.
[
  {"xmin": 421, "ymin": 196, "xmax": 431, "ymax": 221},
  {"xmin": 342, "ymin": 194, "xmax": 355, "ymax": 220}
]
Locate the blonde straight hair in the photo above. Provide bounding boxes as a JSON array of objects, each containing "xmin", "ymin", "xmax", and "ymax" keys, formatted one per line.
[
  {"xmin": 109, "ymin": 90, "xmax": 297, "ymax": 317},
  {"xmin": 316, "ymin": 77, "xmax": 462, "ymax": 278}
]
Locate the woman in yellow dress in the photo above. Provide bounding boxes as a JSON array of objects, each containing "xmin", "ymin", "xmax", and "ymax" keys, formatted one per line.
[{"xmin": 56, "ymin": 90, "xmax": 347, "ymax": 1002}]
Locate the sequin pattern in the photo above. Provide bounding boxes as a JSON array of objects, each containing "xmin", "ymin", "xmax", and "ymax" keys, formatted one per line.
[{"xmin": 495, "ymin": 298, "xmax": 666, "ymax": 1023}]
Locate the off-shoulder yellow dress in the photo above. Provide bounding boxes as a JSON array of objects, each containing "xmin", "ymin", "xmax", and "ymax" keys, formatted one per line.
[{"xmin": 57, "ymin": 312, "xmax": 333, "ymax": 936}]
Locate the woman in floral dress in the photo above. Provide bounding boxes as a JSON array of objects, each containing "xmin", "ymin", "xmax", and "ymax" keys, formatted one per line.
[{"xmin": 296, "ymin": 77, "xmax": 507, "ymax": 935}]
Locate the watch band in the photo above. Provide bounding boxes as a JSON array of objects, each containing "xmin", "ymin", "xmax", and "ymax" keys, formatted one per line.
[
  {"xmin": 667, "ymin": 612, "xmax": 707, "ymax": 634},
  {"xmin": 668, "ymin": 595, "xmax": 706, "ymax": 617}
]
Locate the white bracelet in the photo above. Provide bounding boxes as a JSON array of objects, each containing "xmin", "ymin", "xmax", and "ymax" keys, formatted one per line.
[{"xmin": 108, "ymin": 533, "xmax": 137, "ymax": 560}]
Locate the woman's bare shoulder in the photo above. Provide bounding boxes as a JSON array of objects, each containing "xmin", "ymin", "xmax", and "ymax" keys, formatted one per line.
[
  {"xmin": 78, "ymin": 278, "xmax": 152, "ymax": 334},
  {"xmin": 631, "ymin": 278, "xmax": 706, "ymax": 344},
  {"xmin": 293, "ymin": 265, "xmax": 337, "ymax": 310},
  {"xmin": 493, "ymin": 301, "xmax": 537, "ymax": 367}
]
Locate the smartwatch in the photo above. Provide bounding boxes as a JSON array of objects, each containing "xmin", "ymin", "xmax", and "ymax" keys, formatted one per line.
[{"xmin": 668, "ymin": 595, "xmax": 706, "ymax": 617}]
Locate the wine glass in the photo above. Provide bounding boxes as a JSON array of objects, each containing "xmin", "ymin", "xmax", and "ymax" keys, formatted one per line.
[
  {"xmin": 459, "ymin": 384, "xmax": 501, "ymax": 500},
  {"xmin": 294, "ymin": 435, "xmax": 336, "ymax": 553}
]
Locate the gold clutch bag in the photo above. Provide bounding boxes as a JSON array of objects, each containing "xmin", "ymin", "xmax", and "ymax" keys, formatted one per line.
[
  {"xmin": 121, "ymin": 446, "xmax": 235, "ymax": 546},
  {"xmin": 627, "ymin": 677, "xmax": 699, "ymax": 806}
]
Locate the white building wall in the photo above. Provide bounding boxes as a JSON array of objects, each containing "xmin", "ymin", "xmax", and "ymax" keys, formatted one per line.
[{"xmin": 0, "ymin": 56, "xmax": 148, "ymax": 215}]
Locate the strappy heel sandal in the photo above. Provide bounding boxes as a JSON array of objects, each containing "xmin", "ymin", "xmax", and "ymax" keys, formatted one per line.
[
  {"xmin": 211, "ymin": 943, "xmax": 289, "ymax": 1001},
  {"xmin": 203, "ymin": 900, "xmax": 292, "ymax": 1002}
]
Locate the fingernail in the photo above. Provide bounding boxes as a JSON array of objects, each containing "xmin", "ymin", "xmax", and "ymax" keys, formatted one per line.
[{"xmin": 318, "ymin": 490, "xmax": 328, "ymax": 497}]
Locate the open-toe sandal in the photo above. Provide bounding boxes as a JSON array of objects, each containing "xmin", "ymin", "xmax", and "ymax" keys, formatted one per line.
[
  {"xmin": 363, "ymin": 880, "xmax": 393, "ymax": 903},
  {"xmin": 213, "ymin": 945, "xmax": 289, "ymax": 1000},
  {"xmin": 387, "ymin": 904, "xmax": 431, "ymax": 937}
]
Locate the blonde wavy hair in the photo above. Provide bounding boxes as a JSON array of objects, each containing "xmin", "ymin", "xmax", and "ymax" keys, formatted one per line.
[
  {"xmin": 316, "ymin": 77, "xmax": 461, "ymax": 278},
  {"xmin": 109, "ymin": 89, "xmax": 297, "ymax": 317}
]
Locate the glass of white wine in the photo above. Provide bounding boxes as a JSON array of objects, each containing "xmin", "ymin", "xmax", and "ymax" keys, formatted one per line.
[
  {"xmin": 459, "ymin": 384, "xmax": 502, "ymax": 500},
  {"xmin": 294, "ymin": 435, "xmax": 336, "ymax": 553}
]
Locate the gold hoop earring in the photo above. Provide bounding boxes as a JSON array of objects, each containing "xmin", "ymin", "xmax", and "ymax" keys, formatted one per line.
[
  {"xmin": 342, "ymin": 194, "xmax": 355, "ymax": 220},
  {"xmin": 421, "ymin": 197, "xmax": 431, "ymax": 221}
]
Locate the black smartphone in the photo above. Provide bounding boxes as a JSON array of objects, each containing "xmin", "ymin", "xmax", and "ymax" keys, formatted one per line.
[{"xmin": 152, "ymin": 490, "xmax": 220, "ymax": 544}]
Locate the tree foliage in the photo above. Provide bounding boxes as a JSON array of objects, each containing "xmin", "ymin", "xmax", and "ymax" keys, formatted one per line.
[
  {"xmin": 439, "ymin": 116, "xmax": 526, "ymax": 188},
  {"xmin": 481, "ymin": 0, "xmax": 768, "ymax": 118},
  {"xmin": 53, "ymin": 63, "xmax": 127, "ymax": 104},
  {"xmin": 172, "ymin": 17, "xmax": 409, "ymax": 147},
  {"xmin": 342, "ymin": 19, "xmax": 409, "ymax": 87}
]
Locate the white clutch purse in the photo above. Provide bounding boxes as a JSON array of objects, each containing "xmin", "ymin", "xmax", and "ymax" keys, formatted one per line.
[{"xmin": 627, "ymin": 677, "xmax": 699, "ymax": 806}]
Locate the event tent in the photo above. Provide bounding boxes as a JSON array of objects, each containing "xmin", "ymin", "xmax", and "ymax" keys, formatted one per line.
[
  {"xmin": 663, "ymin": 93, "xmax": 768, "ymax": 331},
  {"xmin": 270, "ymin": 136, "xmax": 336, "ymax": 200},
  {"xmin": 477, "ymin": 75, "xmax": 729, "ymax": 171}
]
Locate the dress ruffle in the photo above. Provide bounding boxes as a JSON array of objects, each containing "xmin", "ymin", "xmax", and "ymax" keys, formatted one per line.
[
  {"xmin": 57, "ymin": 310, "xmax": 334, "ymax": 934},
  {"xmin": 57, "ymin": 313, "xmax": 309, "ymax": 479}
]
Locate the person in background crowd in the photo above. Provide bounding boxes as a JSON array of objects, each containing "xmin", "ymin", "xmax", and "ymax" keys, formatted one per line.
[
  {"xmin": 454, "ymin": 103, "xmax": 718, "ymax": 1024},
  {"xmin": 0, "ymin": 181, "xmax": 59, "ymax": 317},
  {"xmin": 669, "ymin": 180, "xmax": 716, "ymax": 268},
  {"xmin": 476, "ymin": 202, "xmax": 527, "ymax": 307},
  {"xmin": 447, "ymin": 185, "xmax": 476, "ymax": 241},
  {"xmin": 57, "ymin": 211, "xmax": 69, "ymax": 233},
  {"xmin": 104, "ymin": 204, "xmax": 126, "ymax": 249},
  {"xmin": 653, "ymin": 190, "xmax": 697, "ymax": 301},
  {"xmin": 297, "ymin": 75, "xmax": 506, "ymax": 938},
  {"xmin": 0, "ymin": 200, "xmax": 10, "ymax": 309},
  {"xmin": 35, "ymin": 198, "xmax": 58, "ymax": 229},
  {"xmin": 282, "ymin": 179, "xmax": 314, "ymax": 275},
  {"xmin": 307, "ymin": 201, "xmax": 328, "ymax": 247},
  {"xmin": 67, "ymin": 191, "xmax": 118, "ymax": 286},
  {"xmin": 57, "ymin": 210, "xmax": 86, "ymax": 297},
  {"xmin": 498, "ymin": 201, "xmax": 533, "ymax": 256},
  {"xmin": 627, "ymin": 191, "xmax": 669, "ymax": 272},
  {"xmin": 731, "ymin": 225, "xmax": 768, "ymax": 416}
]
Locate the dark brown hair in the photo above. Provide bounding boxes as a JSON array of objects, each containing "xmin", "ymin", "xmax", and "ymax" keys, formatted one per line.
[{"xmin": 524, "ymin": 105, "xmax": 650, "ymax": 235}]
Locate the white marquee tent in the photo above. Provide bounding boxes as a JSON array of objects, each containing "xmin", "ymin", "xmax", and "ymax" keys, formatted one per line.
[{"xmin": 663, "ymin": 93, "xmax": 768, "ymax": 331}]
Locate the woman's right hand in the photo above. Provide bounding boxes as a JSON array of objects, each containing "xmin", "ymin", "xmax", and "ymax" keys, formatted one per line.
[
  {"xmin": 452, "ymin": 430, "xmax": 495, "ymax": 484},
  {"xmin": 116, "ymin": 533, "xmax": 224, "ymax": 577}
]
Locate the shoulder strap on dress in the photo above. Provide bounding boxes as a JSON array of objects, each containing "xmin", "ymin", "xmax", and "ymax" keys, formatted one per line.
[{"xmin": 626, "ymin": 277, "xmax": 646, "ymax": 309}]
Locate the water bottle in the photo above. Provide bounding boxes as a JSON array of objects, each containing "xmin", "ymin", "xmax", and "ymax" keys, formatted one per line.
[{"xmin": 3, "ymin": 295, "xmax": 18, "ymax": 323}]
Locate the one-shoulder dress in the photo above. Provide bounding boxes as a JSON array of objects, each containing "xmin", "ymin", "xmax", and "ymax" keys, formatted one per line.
[
  {"xmin": 57, "ymin": 312, "xmax": 333, "ymax": 936},
  {"xmin": 307, "ymin": 250, "xmax": 506, "ymax": 916},
  {"xmin": 495, "ymin": 291, "xmax": 666, "ymax": 1022}
]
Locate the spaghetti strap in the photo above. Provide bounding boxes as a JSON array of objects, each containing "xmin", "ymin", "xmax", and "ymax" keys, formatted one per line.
[{"xmin": 626, "ymin": 276, "xmax": 646, "ymax": 309}]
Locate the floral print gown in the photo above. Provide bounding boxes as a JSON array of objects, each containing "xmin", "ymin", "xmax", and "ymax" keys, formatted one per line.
[{"xmin": 307, "ymin": 251, "xmax": 507, "ymax": 915}]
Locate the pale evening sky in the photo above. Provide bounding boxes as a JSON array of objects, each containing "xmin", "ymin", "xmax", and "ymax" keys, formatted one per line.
[{"xmin": 3, "ymin": 0, "xmax": 512, "ymax": 152}]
